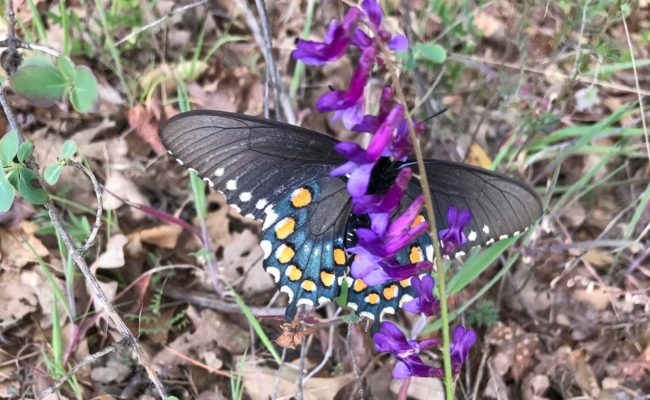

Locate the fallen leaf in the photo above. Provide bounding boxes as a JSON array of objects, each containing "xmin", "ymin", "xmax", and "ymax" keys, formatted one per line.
[
  {"xmin": 127, "ymin": 104, "xmax": 166, "ymax": 155},
  {"xmin": 389, "ymin": 376, "xmax": 445, "ymax": 400},
  {"xmin": 93, "ymin": 234, "xmax": 129, "ymax": 269},
  {"xmin": 0, "ymin": 221, "xmax": 49, "ymax": 268},
  {"xmin": 466, "ymin": 142, "xmax": 492, "ymax": 169},
  {"xmin": 0, "ymin": 270, "xmax": 38, "ymax": 321},
  {"xmin": 135, "ymin": 224, "xmax": 183, "ymax": 249}
]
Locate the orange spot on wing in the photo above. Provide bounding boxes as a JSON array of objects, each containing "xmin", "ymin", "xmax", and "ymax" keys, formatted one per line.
[
  {"xmin": 383, "ymin": 284, "xmax": 398, "ymax": 300},
  {"xmin": 276, "ymin": 244, "xmax": 295, "ymax": 263},
  {"xmin": 320, "ymin": 271, "xmax": 335, "ymax": 287},
  {"xmin": 333, "ymin": 248, "xmax": 346, "ymax": 265},
  {"xmin": 291, "ymin": 188, "xmax": 312, "ymax": 208},
  {"xmin": 275, "ymin": 217, "xmax": 296, "ymax": 239},
  {"xmin": 411, "ymin": 214, "xmax": 425, "ymax": 228},
  {"xmin": 301, "ymin": 280, "xmax": 316, "ymax": 292},
  {"xmin": 399, "ymin": 278, "xmax": 411, "ymax": 288},
  {"xmin": 286, "ymin": 265, "xmax": 302, "ymax": 281},
  {"xmin": 409, "ymin": 246, "xmax": 423, "ymax": 263},
  {"xmin": 353, "ymin": 279, "xmax": 367, "ymax": 292},
  {"xmin": 365, "ymin": 293, "xmax": 380, "ymax": 305}
]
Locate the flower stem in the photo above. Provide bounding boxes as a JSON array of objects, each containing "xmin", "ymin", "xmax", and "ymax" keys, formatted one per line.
[{"xmin": 381, "ymin": 50, "xmax": 455, "ymax": 399}]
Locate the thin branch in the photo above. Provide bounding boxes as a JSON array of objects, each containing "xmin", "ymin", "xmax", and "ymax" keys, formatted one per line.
[
  {"xmin": 115, "ymin": 0, "xmax": 208, "ymax": 47},
  {"xmin": 272, "ymin": 348, "xmax": 287, "ymax": 400},
  {"xmin": 296, "ymin": 335, "xmax": 306, "ymax": 400},
  {"xmin": 40, "ymin": 340, "xmax": 126, "ymax": 398},
  {"xmin": 0, "ymin": 39, "xmax": 61, "ymax": 57},
  {"xmin": 67, "ymin": 161, "xmax": 103, "ymax": 253},
  {"xmin": 254, "ymin": 0, "xmax": 282, "ymax": 122},
  {"xmin": 346, "ymin": 323, "xmax": 365, "ymax": 400},
  {"xmin": 164, "ymin": 286, "xmax": 286, "ymax": 317},
  {"xmin": 621, "ymin": 9, "xmax": 650, "ymax": 164}
]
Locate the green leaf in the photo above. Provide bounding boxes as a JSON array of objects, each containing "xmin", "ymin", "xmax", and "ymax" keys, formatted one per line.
[
  {"xmin": 10, "ymin": 60, "xmax": 68, "ymax": 107},
  {"xmin": 44, "ymin": 164, "xmax": 63, "ymax": 185},
  {"xmin": 17, "ymin": 141, "xmax": 33, "ymax": 163},
  {"xmin": 57, "ymin": 56, "xmax": 76, "ymax": 82},
  {"xmin": 413, "ymin": 42, "xmax": 447, "ymax": 64},
  {"xmin": 61, "ymin": 140, "xmax": 77, "ymax": 159},
  {"xmin": 70, "ymin": 66, "xmax": 98, "ymax": 113},
  {"xmin": 0, "ymin": 129, "xmax": 19, "ymax": 162},
  {"xmin": 0, "ymin": 171, "xmax": 16, "ymax": 212},
  {"xmin": 18, "ymin": 168, "xmax": 47, "ymax": 205}
]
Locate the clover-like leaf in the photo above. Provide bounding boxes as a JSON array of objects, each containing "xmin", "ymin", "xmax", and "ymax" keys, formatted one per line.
[
  {"xmin": 0, "ymin": 129, "xmax": 19, "ymax": 163},
  {"xmin": 44, "ymin": 163, "xmax": 63, "ymax": 185},
  {"xmin": 10, "ymin": 58, "xmax": 67, "ymax": 107},
  {"xmin": 0, "ymin": 171, "xmax": 16, "ymax": 212},
  {"xmin": 18, "ymin": 167, "xmax": 47, "ymax": 205},
  {"xmin": 17, "ymin": 142, "xmax": 33, "ymax": 163},
  {"xmin": 57, "ymin": 56, "xmax": 76, "ymax": 82},
  {"xmin": 70, "ymin": 66, "xmax": 98, "ymax": 113},
  {"xmin": 413, "ymin": 42, "xmax": 447, "ymax": 64},
  {"xmin": 61, "ymin": 140, "xmax": 77, "ymax": 159}
]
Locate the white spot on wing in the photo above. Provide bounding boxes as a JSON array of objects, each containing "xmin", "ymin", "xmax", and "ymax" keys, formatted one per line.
[
  {"xmin": 188, "ymin": 167, "xmax": 197, "ymax": 173},
  {"xmin": 486, "ymin": 238, "xmax": 495, "ymax": 245},
  {"xmin": 380, "ymin": 307, "xmax": 396, "ymax": 320},
  {"xmin": 399, "ymin": 294, "xmax": 414, "ymax": 307},
  {"xmin": 468, "ymin": 231, "xmax": 477, "ymax": 241},
  {"xmin": 318, "ymin": 297, "xmax": 330, "ymax": 305},
  {"xmin": 347, "ymin": 303, "xmax": 358, "ymax": 311},
  {"xmin": 239, "ymin": 192, "xmax": 252, "ymax": 202},
  {"xmin": 499, "ymin": 234, "xmax": 508, "ymax": 240},
  {"xmin": 230, "ymin": 204, "xmax": 241, "ymax": 213},
  {"xmin": 359, "ymin": 311, "xmax": 375, "ymax": 320},
  {"xmin": 256, "ymin": 199, "xmax": 268, "ymax": 210},
  {"xmin": 426, "ymin": 245, "xmax": 433, "ymax": 260},
  {"xmin": 266, "ymin": 266, "xmax": 280, "ymax": 282},
  {"xmin": 214, "ymin": 168, "xmax": 224, "ymax": 177},
  {"xmin": 297, "ymin": 298, "xmax": 314, "ymax": 308},
  {"xmin": 260, "ymin": 240, "xmax": 272, "ymax": 259},
  {"xmin": 175, "ymin": 158, "xmax": 184, "ymax": 166},
  {"xmin": 482, "ymin": 225, "xmax": 490, "ymax": 234},
  {"xmin": 280, "ymin": 286, "xmax": 294, "ymax": 302},
  {"xmin": 226, "ymin": 179, "xmax": 237, "ymax": 190},
  {"xmin": 262, "ymin": 205, "xmax": 278, "ymax": 230}
]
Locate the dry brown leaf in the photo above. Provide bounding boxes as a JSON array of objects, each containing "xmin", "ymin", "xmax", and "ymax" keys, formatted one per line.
[
  {"xmin": 573, "ymin": 288, "xmax": 611, "ymax": 311},
  {"xmin": 0, "ymin": 221, "xmax": 49, "ymax": 268},
  {"xmin": 93, "ymin": 234, "xmax": 129, "ymax": 269},
  {"xmin": 221, "ymin": 230, "xmax": 273, "ymax": 296},
  {"xmin": 389, "ymin": 376, "xmax": 445, "ymax": 400},
  {"xmin": 103, "ymin": 172, "xmax": 151, "ymax": 220},
  {"xmin": 241, "ymin": 360, "xmax": 353, "ymax": 400},
  {"xmin": 473, "ymin": 10, "xmax": 505, "ymax": 39},
  {"xmin": 466, "ymin": 142, "xmax": 493, "ymax": 169},
  {"xmin": 127, "ymin": 104, "xmax": 166, "ymax": 156},
  {"xmin": 0, "ymin": 271, "xmax": 38, "ymax": 321},
  {"xmin": 135, "ymin": 224, "xmax": 183, "ymax": 249},
  {"xmin": 582, "ymin": 249, "xmax": 613, "ymax": 268}
]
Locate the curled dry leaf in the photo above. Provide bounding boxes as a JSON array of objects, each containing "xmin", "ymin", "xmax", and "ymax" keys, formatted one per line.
[
  {"xmin": 134, "ymin": 224, "xmax": 183, "ymax": 249},
  {"xmin": 103, "ymin": 172, "xmax": 151, "ymax": 220},
  {"xmin": 127, "ymin": 104, "xmax": 166, "ymax": 156},
  {"xmin": 275, "ymin": 317, "xmax": 317, "ymax": 349},
  {"xmin": 0, "ymin": 271, "xmax": 38, "ymax": 321}
]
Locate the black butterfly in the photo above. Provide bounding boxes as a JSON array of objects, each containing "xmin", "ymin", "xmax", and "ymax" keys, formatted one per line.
[{"xmin": 160, "ymin": 111, "xmax": 542, "ymax": 326}]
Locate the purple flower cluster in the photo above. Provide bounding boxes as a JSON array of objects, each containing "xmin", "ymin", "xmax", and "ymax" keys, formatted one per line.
[
  {"xmin": 292, "ymin": 0, "xmax": 477, "ymax": 381},
  {"xmin": 293, "ymin": 0, "xmax": 408, "ymax": 129}
]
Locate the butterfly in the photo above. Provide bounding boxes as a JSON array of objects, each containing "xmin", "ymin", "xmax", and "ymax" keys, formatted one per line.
[{"xmin": 160, "ymin": 110, "xmax": 542, "ymax": 328}]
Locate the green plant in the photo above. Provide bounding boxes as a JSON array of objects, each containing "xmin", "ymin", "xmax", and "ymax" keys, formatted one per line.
[
  {"xmin": 10, "ymin": 56, "xmax": 98, "ymax": 112},
  {"xmin": 0, "ymin": 129, "xmax": 46, "ymax": 211}
]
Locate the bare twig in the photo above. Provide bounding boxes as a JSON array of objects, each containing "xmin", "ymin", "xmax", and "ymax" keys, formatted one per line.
[
  {"xmin": 296, "ymin": 335, "xmax": 306, "ymax": 400},
  {"xmin": 40, "ymin": 340, "xmax": 126, "ymax": 398},
  {"xmin": 233, "ymin": 0, "xmax": 296, "ymax": 124},
  {"xmin": 254, "ymin": 0, "xmax": 282, "ymax": 122},
  {"xmin": 346, "ymin": 324, "xmax": 365, "ymax": 400},
  {"xmin": 621, "ymin": 9, "xmax": 650, "ymax": 164},
  {"xmin": 115, "ymin": 0, "xmax": 208, "ymax": 46},
  {"xmin": 0, "ymin": 39, "xmax": 61, "ymax": 57},
  {"xmin": 67, "ymin": 161, "xmax": 103, "ymax": 253},
  {"xmin": 164, "ymin": 286, "xmax": 285, "ymax": 317},
  {"xmin": 272, "ymin": 348, "xmax": 287, "ymax": 400}
]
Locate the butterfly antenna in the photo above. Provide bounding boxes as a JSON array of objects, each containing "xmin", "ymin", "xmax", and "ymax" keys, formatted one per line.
[{"xmin": 423, "ymin": 107, "xmax": 448, "ymax": 122}]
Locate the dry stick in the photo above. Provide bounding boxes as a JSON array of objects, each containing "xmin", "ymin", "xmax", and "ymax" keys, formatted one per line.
[
  {"xmin": 40, "ymin": 340, "xmax": 126, "ymax": 397},
  {"xmin": 234, "ymin": 0, "xmax": 296, "ymax": 124},
  {"xmin": 254, "ymin": 0, "xmax": 284, "ymax": 122},
  {"xmin": 68, "ymin": 161, "xmax": 103, "ymax": 253},
  {"xmin": 0, "ymin": 94, "xmax": 167, "ymax": 400},
  {"xmin": 621, "ymin": 10, "xmax": 650, "ymax": 164},
  {"xmin": 115, "ymin": 0, "xmax": 208, "ymax": 46},
  {"xmin": 380, "ymin": 45, "xmax": 454, "ymax": 398},
  {"xmin": 272, "ymin": 348, "xmax": 287, "ymax": 400},
  {"xmin": 346, "ymin": 324, "xmax": 365, "ymax": 400},
  {"xmin": 296, "ymin": 336, "xmax": 307, "ymax": 400},
  {"xmin": 0, "ymin": 39, "xmax": 61, "ymax": 57}
]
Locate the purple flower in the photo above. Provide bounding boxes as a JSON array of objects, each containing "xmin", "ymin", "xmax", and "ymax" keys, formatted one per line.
[
  {"xmin": 403, "ymin": 275, "xmax": 440, "ymax": 316},
  {"xmin": 350, "ymin": 167, "xmax": 411, "ymax": 214},
  {"xmin": 316, "ymin": 47, "xmax": 375, "ymax": 129},
  {"xmin": 348, "ymin": 196, "xmax": 432, "ymax": 285},
  {"xmin": 439, "ymin": 207, "xmax": 472, "ymax": 254},
  {"xmin": 353, "ymin": 87, "xmax": 394, "ymax": 133},
  {"xmin": 354, "ymin": 196, "xmax": 428, "ymax": 257},
  {"xmin": 450, "ymin": 325, "xmax": 477, "ymax": 373},
  {"xmin": 360, "ymin": 0, "xmax": 409, "ymax": 51},
  {"xmin": 292, "ymin": 8, "xmax": 361, "ymax": 66},
  {"xmin": 373, "ymin": 321, "xmax": 442, "ymax": 379}
]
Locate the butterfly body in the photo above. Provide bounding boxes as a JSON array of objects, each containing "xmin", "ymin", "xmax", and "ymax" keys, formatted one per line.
[{"xmin": 160, "ymin": 111, "xmax": 542, "ymax": 326}]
